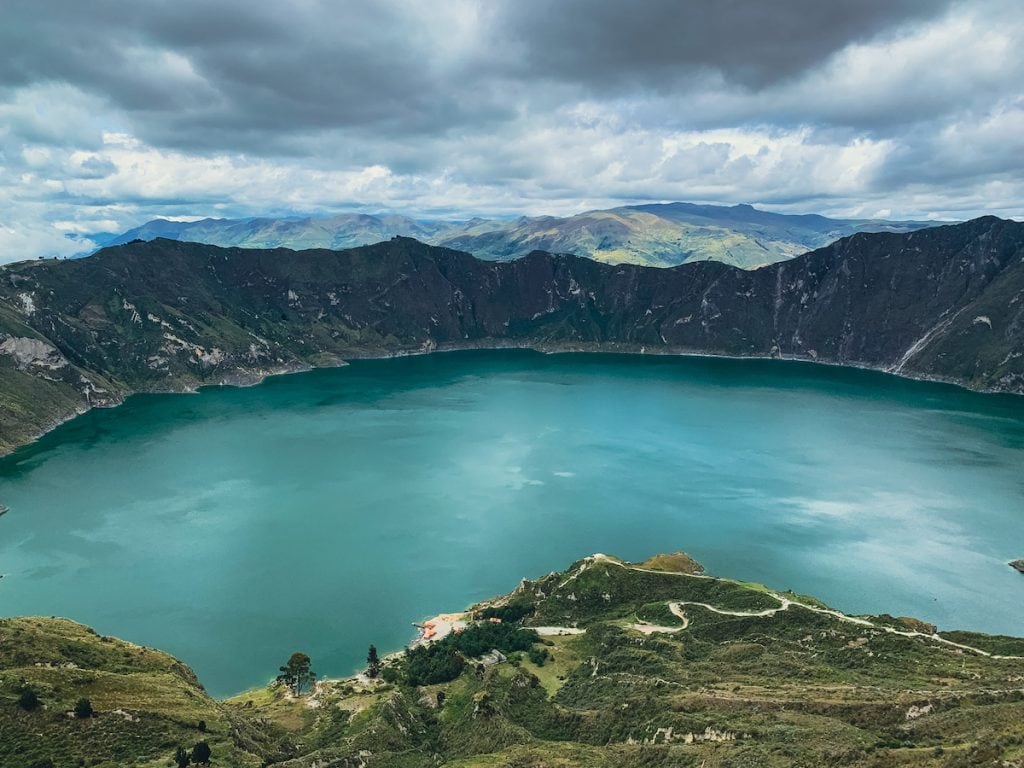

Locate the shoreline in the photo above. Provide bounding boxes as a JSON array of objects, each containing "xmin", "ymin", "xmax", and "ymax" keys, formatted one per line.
[
  {"xmin": 3, "ymin": 340, "xmax": 1020, "ymax": 461},
  {"xmin": 225, "ymin": 608, "xmax": 474, "ymax": 704},
  {"xmin": 6, "ymin": 547, "xmax": 1024, "ymax": 702},
  {"xmin": 219, "ymin": 550, "xmax": 1024, "ymax": 702}
]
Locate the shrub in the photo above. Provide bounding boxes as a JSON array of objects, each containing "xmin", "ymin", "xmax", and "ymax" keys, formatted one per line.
[
  {"xmin": 191, "ymin": 740, "xmax": 212, "ymax": 765},
  {"xmin": 528, "ymin": 647, "xmax": 549, "ymax": 666},
  {"xmin": 18, "ymin": 687, "xmax": 41, "ymax": 711},
  {"xmin": 74, "ymin": 698, "xmax": 93, "ymax": 719}
]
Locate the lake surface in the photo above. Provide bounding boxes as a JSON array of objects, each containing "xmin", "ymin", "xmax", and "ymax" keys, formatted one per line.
[{"xmin": 1, "ymin": 351, "xmax": 1023, "ymax": 696}]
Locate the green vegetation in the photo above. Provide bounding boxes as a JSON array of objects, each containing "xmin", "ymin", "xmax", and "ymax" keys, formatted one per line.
[
  {"xmin": 72, "ymin": 697, "xmax": 93, "ymax": 719},
  {"xmin": 444, "ymin": 622, "xmax": 540, "ymax": 659},
  {"xmin": 16, "ymin": 687, "xmax": 39, "ymax": 711},
  {"xmin": 635, "ymin": 551, "xmax": 704, "ymax": 574},
  {"xmin": 477, "ymin": 601, "xmax": 535, "ymax": 623},
  {"xmin": 938, "ymin": 630, "xmax": 1024, "ymax": 656},
  {"xmin": 367, "ymin": 644, "xmax": 382, "ymax": 679},
  {"xmin": 0, "ymin": 617, "xmax": 287, "ymax": 767},
  {"xmin": 191, "ymin": 740, "xmax": 212, "ymax": 765},
  {"xmin": 4, "ymin": 553, "xmax": 1024, "ymax": 767},
  {"xmin": 276, "ymin": 652, "xmax": 316, "ymax": 695},
  {"xmin": 404, "ymin": 643, "xmax": 465, "ymax": 686},
  {"xmin": 402, "ymin": 622, "xmax": 541, "ymax": 686}
]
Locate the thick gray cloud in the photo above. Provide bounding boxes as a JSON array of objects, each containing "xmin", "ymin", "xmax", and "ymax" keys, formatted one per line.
[
  {"xmin": 1, "ymin": 2, "xmax": 476, "ymax": 149},
  {"xmin": 495, "ymin": 1, "xmax": 950, "ymax": 89},
  {"xmin": 0, "ymin": 0, "xmax": 962, "ymax": 149},
  {"xmin": 0, "ymin": 0, "xmax": 1021, "ymax": 262}
]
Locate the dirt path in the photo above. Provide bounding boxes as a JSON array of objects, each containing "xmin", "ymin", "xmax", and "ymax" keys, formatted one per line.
[
  {"xmin": 625, "ymin": 621, "xmax": 684, "ymax": 635},
  {"xmin": 534, "ymin": 626, "xmax": 586, "ymax": 636},
  {"xmin": 585, "ymin": 554, "xmax": 1023, "ymax": 661}
]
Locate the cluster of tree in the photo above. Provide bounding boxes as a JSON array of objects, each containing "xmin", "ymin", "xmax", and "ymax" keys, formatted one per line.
[
  {"xmin": 446, "ymin": 621, "xmax": 539, "ymax": 658},
  {"xmin": 404, "ymin": 644, "xmax": 465, "ymax": 686},
  {"xmin": 174, "ymin": 740, "xmax": 211, "ymax": 766},
  {"xmin": 276, "ymin": 652, "xmax": 316, "ymax": 695},
  {"xmin": 16, "ymin": 688, "xmax": 94, "ymax": 718},
  {"xmin": 402, "ymin": 622, "xmax": 541, "ymax": 686},
  {"xmin": 478, "ymin": 601, "xmax": 535, "ymax": 624},
  {"xmin": 367, "ymin": 645, "xmax": 381, "ymax": 678}
]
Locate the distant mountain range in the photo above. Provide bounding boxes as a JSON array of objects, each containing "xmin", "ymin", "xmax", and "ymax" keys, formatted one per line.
[
  {"xmin": 2, "ymin": 217, "xmax": 1021, "ymax": 455},
  {"xmin": 101, "ymin": 202, "xmax": 938, "ymax": 269}
]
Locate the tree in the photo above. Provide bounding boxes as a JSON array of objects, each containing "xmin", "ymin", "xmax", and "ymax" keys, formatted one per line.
[
  {"xmin": 367, "ymin": 644, "xmax": 381, "ymax": 678},
  {"xmin": 528, "ymin": 647, "xmax": 549, "ymax": 666},
  {"xmin": 73, "ymin": 698, "xmax": 93, "ymax": 718},
  {"xmin": 174, "ymin": 745, "xmax": 191, "ymax": 768},
  {"xmin": 17, "ymin": 687, "xmax": 40, "ymax": 711},
  {"xmin": 404, "ymin": 644, "xmax": 465, "ymax": 686},
  {"xmin": 277, "ymin": 652, "xmax": 316, "ymax": 695},
  {"xmin": 190, "ymin": 740, "xmax": 212, "ymax": 765}
]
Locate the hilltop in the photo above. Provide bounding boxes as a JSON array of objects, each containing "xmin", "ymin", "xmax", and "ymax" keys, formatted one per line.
[{"xmin": 4, "ymin": 552, "xmax": 1024, "ymax": 767}]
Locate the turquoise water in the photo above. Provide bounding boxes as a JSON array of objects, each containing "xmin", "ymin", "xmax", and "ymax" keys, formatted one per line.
[{"xmin": 1, "ymin": 351, "xmax": 1023, "ymax": 696}]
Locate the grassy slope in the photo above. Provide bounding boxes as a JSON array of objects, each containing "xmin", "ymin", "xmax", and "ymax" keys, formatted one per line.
[
  {"xmin": 6, "ymin": 553, "xmax": 1016, "ymax": 767},
  {"xmin": 0, "ymin": 618, "xmax": 290, "ymax": 768},
  {"xmin": 2, "ymin": 554, "xmax": 1023, "ymax": 766}
]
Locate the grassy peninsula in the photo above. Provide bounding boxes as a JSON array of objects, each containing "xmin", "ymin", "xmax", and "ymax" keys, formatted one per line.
[{"xmin": 3, "ymin": 552, "xmax": 1024, "ymax": 767}]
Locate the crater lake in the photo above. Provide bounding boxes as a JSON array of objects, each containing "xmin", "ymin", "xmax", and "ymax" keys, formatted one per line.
[{"xmin": 1, "ymin": 350, "xmax": 1022, "ymax": 696}]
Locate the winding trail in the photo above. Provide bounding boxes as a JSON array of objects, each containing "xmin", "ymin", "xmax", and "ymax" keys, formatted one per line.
[{"xmin": 584, "ymin": 555, "xmax": 1024, "ymax": 661}]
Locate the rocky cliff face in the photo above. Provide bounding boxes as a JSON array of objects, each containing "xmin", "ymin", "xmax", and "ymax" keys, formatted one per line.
[{"xmin": 1, "ymin": 217, "xmax": 1022, "ymax": 454}]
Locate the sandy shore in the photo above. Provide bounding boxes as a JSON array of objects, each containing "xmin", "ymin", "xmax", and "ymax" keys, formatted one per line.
[{"xmin": 412, "ymin": 612, "xmax": 468, "ymax": 645}]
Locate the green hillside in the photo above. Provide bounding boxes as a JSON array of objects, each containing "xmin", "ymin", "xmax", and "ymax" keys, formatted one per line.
[{"xmin": 4, "ymin": 552, "xmax": 1024, "ymax": 767}]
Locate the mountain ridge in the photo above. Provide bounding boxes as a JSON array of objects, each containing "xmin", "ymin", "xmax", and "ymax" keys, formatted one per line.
[
  {"xmin": 1, "ymin": 216, "xmax": 1022, "ymax": 455},
  {"xmin": 97, "ymin": 201, "xmax": 938, "ymax": 269}
]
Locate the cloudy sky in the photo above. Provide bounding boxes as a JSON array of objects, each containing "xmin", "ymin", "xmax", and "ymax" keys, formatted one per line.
[{"xmin": 2, "ymin": 0, "xmax": 1023, "ymax": 262}]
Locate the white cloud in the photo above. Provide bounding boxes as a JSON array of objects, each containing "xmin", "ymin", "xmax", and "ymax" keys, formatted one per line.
[{"xmin": 0, "ymin": 0, "xmax": 1021, "ymax": 262}]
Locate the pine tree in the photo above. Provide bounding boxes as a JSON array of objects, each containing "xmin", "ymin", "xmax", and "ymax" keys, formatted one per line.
[
  {"xmin": 191, "ymin": 740, "xmax": 212, "ymax": 765},
  {"xmin": 367, "ymin": 644, "xmax": 381, "ymax": 678},
  {"xmin": 17, "ymin": 688, "xmax": 40, "ymax": 711},
  {"xmin": 73, "ymin": 698, "xmax": 93, "ymax": 718}
]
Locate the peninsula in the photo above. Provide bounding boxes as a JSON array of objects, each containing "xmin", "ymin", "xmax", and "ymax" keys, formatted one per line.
[{"xmin": 3, "ymin": 552, "xmax": 1024, "ymax": 767}]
